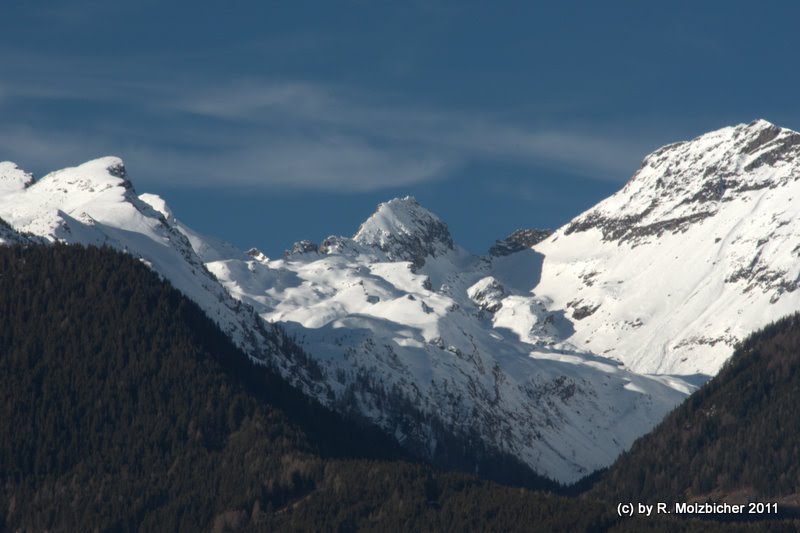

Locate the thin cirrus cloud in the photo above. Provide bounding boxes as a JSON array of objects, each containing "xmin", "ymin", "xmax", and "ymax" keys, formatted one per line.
[
  {"xmin": 0, "ymin": 126, "xmax": 110, "ymax": 173},
  {"xmin": 174, "ymin": 80, "xmax": 656, "ymax": 183},
  {"xmin": 124, "ymin": 136, "xmax": 455, "ymax": 193},
  {"xmin": 0, "ymin": 76, "xmax": 655, "ymax": 191},
  {"xmin": 0, "ymin": 123, "xmax": 453, "ymax": 193}
]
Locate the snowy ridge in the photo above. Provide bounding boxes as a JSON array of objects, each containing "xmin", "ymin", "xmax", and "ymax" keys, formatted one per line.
[
  {"xmin": 205, "ymin": 204, "xmax": 691, "ymax": 483},
  {"xmin": 0, "ymin": 158, "xmax": 326, "ymax": 395},
  {"xmin": 534, "ymin": 119, "xmax": 800, "ymax": 375},
  {"xmin": 1, "ymin": 119, "xmax": 796, "ymax": 484}
]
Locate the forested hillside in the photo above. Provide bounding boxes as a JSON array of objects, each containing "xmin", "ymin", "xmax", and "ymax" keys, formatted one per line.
[
  {"xmin": 0, "ymin": 244, "xmax": 403, "ymax": 530},
  {"xmin": 595, "ymin": 313, "xmax": 800, "ymax": 506},
  {"xmin": 0, "ymin": 244, "xmax": 790, "ymax": 531}
]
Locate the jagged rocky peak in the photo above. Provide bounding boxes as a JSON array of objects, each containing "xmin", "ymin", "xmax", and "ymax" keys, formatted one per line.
[
  {"xmin": 565, "ymin": 120, "xmax": 800, "ymax": 243},
  {"xmin": 284, "ymin": 239, "xmax": 319, "ymax": 257},
  {"xmin": 489, "ymin": 228, "xmax": 552, "ymax": 257},
  {"xmin": 353, "ymin": 196, "xmax": 454, "ymax": 267},
  {"xmin": 0, "ymin": 162, "xmax": 35, "ymax": 193},
  {"xmin": 636, "ymin": 119, "xmax": 799, "ymax": 184},
  {"xmin": 246, "ymin": 248, "xmax": 270, "ymax": 262},
  {"xmin": 467, "ymin": 276, "xmax": 506, "ymax": 313}
]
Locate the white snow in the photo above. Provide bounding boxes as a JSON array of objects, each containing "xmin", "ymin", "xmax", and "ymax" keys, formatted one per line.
[
  {"xmin": 202, "ymin": 197, "xmax": 692, "ymax": 483},
  {"xmin": 0, "ymin": 157, "xmax": 299, "ymax": 387},
  {"xmin": 1, "ymin": 119, "xmax": 796, "ymax": 483},
  {"xmin": 534, "ymin": 119, "xmax": 800, "ymax": 375},
  {"xmin": 0, "ymin": 161, "xmax": 34, "ymax": 193}
]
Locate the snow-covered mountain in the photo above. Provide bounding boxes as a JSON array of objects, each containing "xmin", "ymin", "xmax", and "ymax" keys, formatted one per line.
[
  {"xmin": 205, "ymin": 197, "xmax": 691, "ymax": 482},
  {"xmin": 534, "ymin": 119, "xmax": 800, "ymax": 375},
  {"xmin": 1, "ymin": 119, "xmax": 797, "ymax": 484},
  {"xmin": 0, "ymin": 157, "xmax": 325, "ymax": 394}
]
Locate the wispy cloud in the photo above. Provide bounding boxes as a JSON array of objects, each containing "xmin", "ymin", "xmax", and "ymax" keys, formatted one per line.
[
  {"xmin": 169, "ymin": 80, "xmax": 659, "ymax": 180},
  {"xmin": 0, "ymin": 69, "xmax": 669, "ymax": 191},
  {"xmin": 125, "ymin": 135, "xmax": 454, "ymax": 192},
  {"xmin": 0, "ymin": 126, "xmax": 114, "ymax": 174}
]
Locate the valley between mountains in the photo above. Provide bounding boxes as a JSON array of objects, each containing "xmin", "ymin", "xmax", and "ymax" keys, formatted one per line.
[{"xmin": 1, "ymin": 118, "xmax": 798, "ymax": 486}]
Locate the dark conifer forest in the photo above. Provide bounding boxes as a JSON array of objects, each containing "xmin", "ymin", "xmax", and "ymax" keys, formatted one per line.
[
  {"xmin": 595, "ymin": 312, "xmax": 800, "ymax": 507},
  {"xmin": 0, "ymin": 244, "xmax": 798, "ymax": 531}
]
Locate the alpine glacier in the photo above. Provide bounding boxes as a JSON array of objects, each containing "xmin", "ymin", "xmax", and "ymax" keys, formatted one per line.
[{"xmin": 0, "ymin": 119, "xmax": 796, "ymax": 483}]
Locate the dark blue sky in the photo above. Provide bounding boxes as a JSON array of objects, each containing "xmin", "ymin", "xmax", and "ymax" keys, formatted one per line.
[{"xmin": 2, "ymin": 1, "xmax": 798, "ymax": 255}]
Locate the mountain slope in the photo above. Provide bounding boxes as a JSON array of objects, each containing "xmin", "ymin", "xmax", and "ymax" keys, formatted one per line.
[
  {"xmin": 2, "ymin": 118, "xmax": 798, "ymax": 486},
  {"xmin": 593, "ymin": 312, "xmax": 800, "ymax": 505},
  {"xmin": 0, "ymin": 159, "xmax": 584, "ymax": 485},
  {"xmin": 533, "ymin": 119, "xmax": 800, "ymax": 376},
  {"xmin": 0, "ymin": 156, "xmax": 325, "ymax": 397},
  {"xmin": 0, "ymin": 244, "xmax": 627, "ymax": 532},
  {"xmin": 213, "ymin": 119, "xmax": 800, "ymax": 483},
  {"xmin": 205, "ymin": 197, "xmax": 690, "ymax": 483},
  {"xmin": 0, "ymin": 244, "xmax": 402, "ymax": 530},
  {"xmin": 2, "ymin": 244, "xmax": 779, "ymax": 532}
]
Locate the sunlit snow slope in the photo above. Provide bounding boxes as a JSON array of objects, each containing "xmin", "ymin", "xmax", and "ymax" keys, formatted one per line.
[
  {"xmin": 0, "ymin": 157, "xmax": 323, "ymax": 393},
  {"xmin": 0, "ymin": 119, "xmax": 794, "ymax": 483},
  {"xmin": 534, "ymin": 119, "xmax": 800, "ymax": 375},
  {"xmin": 203, "ymin": 197, "xmax": 690, "ymax": 483}
]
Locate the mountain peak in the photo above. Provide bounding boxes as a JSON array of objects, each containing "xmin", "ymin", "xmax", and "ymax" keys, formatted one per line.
[
  {"xmin": 353, "ymin": 196, "xmax": 454, "ymax": 266},
  {"xmin": 566, "ymin": 120, "xmax": 800, "ymax": 243},
  {"xmin": 0, "ymin": 162, "xmax": 35, "ymax": 193},
  {"xmin": 749, "ymin": 118, "xmax": 774, "ymax": 127},
  {"xmin": 63, "ymin": 156, "xmax": 128, "ymax": 178},
  {"xmin": 38, "ymin": 156, "xmax": 133, "ymax": 196}
]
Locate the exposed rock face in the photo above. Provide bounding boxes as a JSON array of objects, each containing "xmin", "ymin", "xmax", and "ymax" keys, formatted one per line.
[
  {"xmin": 246, "ymin": 248, "xmax": 269, "ymax": 262},
  {"xmin": 467, "ymin": 276, "xmax": 506, "ymax": 313},
  {"xmin": 564, "ymin": 120, "xmax": 800, "ymax": 245},
  {"xmin": 489, "ymin": 229, "xmax": 553, "ymax": 257},
  {"xmin": 353, "ymin": 196, "xmax": 454, "ymax": 268},
  {"xmin": 285, "ymin": 239, "xmax": 319, "ymax": 257}
]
